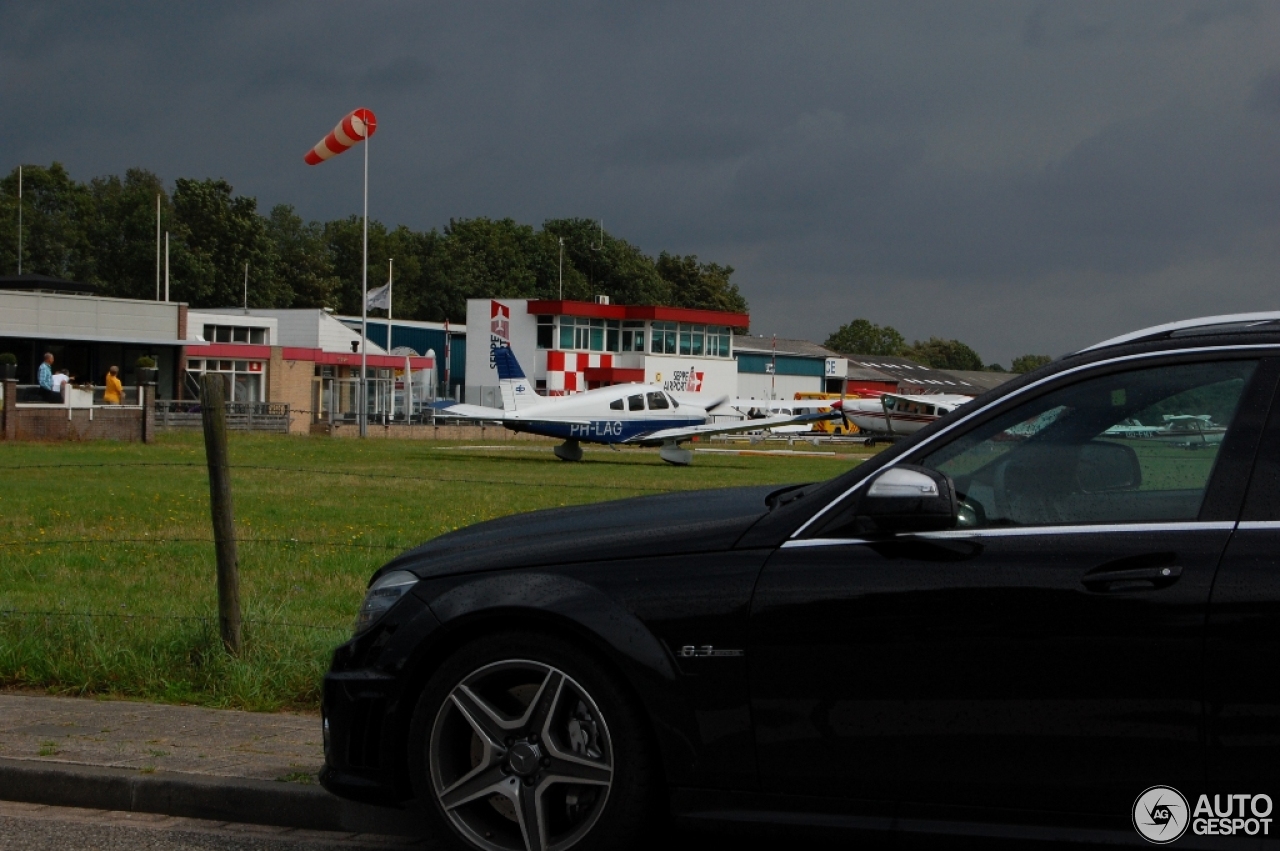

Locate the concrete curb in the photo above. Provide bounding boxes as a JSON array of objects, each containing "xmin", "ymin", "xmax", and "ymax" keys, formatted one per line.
[{"xmin": 0, "ymin": 757, "xmax": 421, "ymax": 836}]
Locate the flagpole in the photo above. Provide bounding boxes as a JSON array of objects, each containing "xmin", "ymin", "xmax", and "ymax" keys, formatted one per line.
[
  {"xmin": 387, "ymin": 258, "xmax": 393, "ymax": 421},
  {"xmin": 17, "ymin": 166, "xmax": 22, "ymax": 276},
  {"xmin": 444, "ymin": 319, "xmax": 451, "ymax": 401},
  {"xmin": 164, "ymin": 233, "xmax": 170, "ymax": 302},
  {"xmin": 155, "ymin": 194, "xmax": 161, "ymax": 300},
  {"xmin": 359, "ymin": 124, "xmax": 369, "ymax": 438}
]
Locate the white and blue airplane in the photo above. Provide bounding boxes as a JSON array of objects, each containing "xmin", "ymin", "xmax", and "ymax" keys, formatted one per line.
[{"xmin": 439, "ymin": 347, "xmax": 834, "ymax": 464}]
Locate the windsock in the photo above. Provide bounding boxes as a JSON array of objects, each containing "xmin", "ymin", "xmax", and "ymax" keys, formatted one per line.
[{"xmin": 304, "ymin": 108, "xmax": 377, "ymax": 165}]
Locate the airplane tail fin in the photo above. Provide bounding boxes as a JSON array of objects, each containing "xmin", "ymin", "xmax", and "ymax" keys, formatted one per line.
[{"xmin": 493, "ymin": 346, "xmax": 537, "ymax": 412}]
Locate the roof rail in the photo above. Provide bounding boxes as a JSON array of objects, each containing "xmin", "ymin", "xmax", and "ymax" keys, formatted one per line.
[{"xmin": 1078, "ymin": 311, "xmax": 1280, "ymax": 354}]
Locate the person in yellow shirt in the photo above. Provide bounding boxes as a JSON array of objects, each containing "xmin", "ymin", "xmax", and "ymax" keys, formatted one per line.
[{"xmin": 103, "ymin": 365, "xmax": 123, "ymax": 404}]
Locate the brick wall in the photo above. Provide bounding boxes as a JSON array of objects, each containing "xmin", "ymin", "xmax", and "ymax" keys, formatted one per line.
[
  {"xmin": 267, "ymin": 348, "xmax": 317, "ymax": 435},
  {"xmin": 10, "ymin": 406, "xmax": 146, "ymax": 442}
]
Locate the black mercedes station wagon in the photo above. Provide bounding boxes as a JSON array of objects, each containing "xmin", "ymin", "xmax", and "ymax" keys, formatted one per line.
[{"xmin": 322, "ymin": 314, "xmax": 1280, "ymax": 850}]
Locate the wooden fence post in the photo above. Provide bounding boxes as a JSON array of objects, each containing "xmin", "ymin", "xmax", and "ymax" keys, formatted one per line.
[{"xmin": 200, "ymin": 374, "xmax": 242, "ymax": 654}]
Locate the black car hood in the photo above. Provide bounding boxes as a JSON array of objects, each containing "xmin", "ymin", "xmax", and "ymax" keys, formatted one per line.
[{"xmin": 381, "ymin": 485, "xmax": 778, "ymax": 581}]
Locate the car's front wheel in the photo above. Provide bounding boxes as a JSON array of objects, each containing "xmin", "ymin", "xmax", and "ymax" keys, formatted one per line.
[{"xmin": 409, "ymin": 632, "xmax": 656, "ymax": 851}]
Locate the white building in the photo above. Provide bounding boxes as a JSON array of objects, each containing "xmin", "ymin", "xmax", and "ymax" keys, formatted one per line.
[{"xmin": 465, "ymin": 298, "xmax": 749, "ymax": 408}]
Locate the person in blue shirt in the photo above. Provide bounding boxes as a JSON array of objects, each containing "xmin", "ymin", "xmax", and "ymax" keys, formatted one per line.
[{"xmin": 37, "ymin": 352, "xmax": 61, "ymax": 402}]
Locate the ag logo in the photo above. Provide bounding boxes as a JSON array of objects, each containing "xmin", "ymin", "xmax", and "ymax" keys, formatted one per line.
[{"xmin": 1133, "ymin": 786, "xmax": 1189, "ymax": 844}]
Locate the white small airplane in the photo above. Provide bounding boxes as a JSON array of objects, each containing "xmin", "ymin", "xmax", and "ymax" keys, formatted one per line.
[
  {"xmin": 438, "ymin": 348, "xmax": 836, "ymax": 464},
  {"xmin": 837, "ymin": 392, "xmax": 972, "ymax": 438}
]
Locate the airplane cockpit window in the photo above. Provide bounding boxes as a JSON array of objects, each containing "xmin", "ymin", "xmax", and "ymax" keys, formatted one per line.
[
  {"xmin": 628, "ymin": 394, "xmax": 645, "ymax": 411},
  {"xmin": 610, "ymin": 398, "xmax": 624, "ymax": 411},
  {"xmin": 668, "ymin": 394, "xmax": 679, "ymax": 408},
  {"xmin": 648, "ymin": 392, "xmax": 670, "ymax": 410}
]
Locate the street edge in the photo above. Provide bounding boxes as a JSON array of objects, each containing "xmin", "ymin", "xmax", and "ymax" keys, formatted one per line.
[{"xmin": 0, "ymin": 757, "xmax": 421, "ymax": 836}]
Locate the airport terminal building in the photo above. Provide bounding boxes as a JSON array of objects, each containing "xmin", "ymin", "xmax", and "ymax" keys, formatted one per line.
[{"xmin": 464, "ymin": 298, "xmax": 749, "ymax": 407}]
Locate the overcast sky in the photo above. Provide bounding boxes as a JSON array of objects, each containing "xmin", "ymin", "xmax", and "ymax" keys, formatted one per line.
[{"xmin": 3, "ymin": 1, "xmax": 1279, "ymax": 363}]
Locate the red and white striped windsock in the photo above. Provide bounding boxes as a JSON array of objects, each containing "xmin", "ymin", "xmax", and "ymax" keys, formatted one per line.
[{"xmin": 304, "ymin": 108, "xmax": 378, "ymax": 165}]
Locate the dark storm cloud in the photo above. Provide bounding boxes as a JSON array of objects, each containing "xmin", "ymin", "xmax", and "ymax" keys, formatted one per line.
[{"xmin": 3, "ymin": 1, "xmax": 1279, "ymax": 361}]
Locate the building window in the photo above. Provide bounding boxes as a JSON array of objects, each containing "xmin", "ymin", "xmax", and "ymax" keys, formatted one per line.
[
  {"xmin": 558, "ymin": 316, "xmax": 612, "ymax": 352},
  {"xmin": 706, "ymin": 326, "xmax": 731, "ymax": 358},
  {"xmin": 606, "ymin": 319, "xmax": 620, "ymax": 352},
  {"xmin": 203, "ymin": 323, "xmax": 269, "ymax": 346},
  {"xmin": 621, "ymin": 320, "xmax": 646, "ymax": 352},
  {"xmin": 536, "ymin": 315, "xmax": 553, "ymax": 349},
  {"xmin": 187, "ymin": 358, "xmax": 265, "ymax": 402},
  {"xmin": 678, "ymin": 323, "xmax": 707, "ymax": 356},
  {"xmin": 650, "ymin": 321, "xmax": 678, "ymax": 355}
]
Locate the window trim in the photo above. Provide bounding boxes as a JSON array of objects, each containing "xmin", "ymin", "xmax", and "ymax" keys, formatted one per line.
[
  {"xmin": 791, "ymin": 345, "xmax": 1280, "ymax": 539},
  {"xmin": 783, "ymin": 520, "xmax": 1238, "ymax": 548}
]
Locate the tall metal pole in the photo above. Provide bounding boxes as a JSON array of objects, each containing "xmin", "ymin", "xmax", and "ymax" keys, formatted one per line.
[
  {"xmin": 558, "ymin": 237, "xmax": 564, "ymax": 299},
  {"xmin": 155, "ymin": 194, "xmax": 161, "ymax": 300},
  {"xmin": 164, "ymin": 233, "xmax": 170, "ymax": 302},
  {"xmin": 16, "ymin": 166, "xmax": 21, "ymax": 276},
  {"xmin": 359, "ymin": 128, "xmax": 369, "ymax": 437},
  {"xmin": 387, "ymin": 258, "xmax": 393, "ymax": 422},
  {"xmin": 243, "ymin": 262, "xmax": 248, "ymax": 311},
  {"xmin": 771, "ymin": 333, "xmax": 777, "ymax": 400}
]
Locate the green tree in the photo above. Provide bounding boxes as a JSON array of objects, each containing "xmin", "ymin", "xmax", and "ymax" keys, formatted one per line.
[
  {"xmin": 83, "ymin": 168, "xmax": 172, "ymax": 300},
  {"xmin": 1011, "ymin": 354, "xmax": 1052, "ymax": 374},
  {"xmin": 654, "ymin": 252, "xmax": 748, "ymax": 315},
  {"xmin": 265, "ymin": 205, "xmax": 339, "ymax": 308},
  {"xmin": 171, "ymin": 178, "xmax": 282, "ymax": 308},
  {"xmin": 905, "ymin": 337, "xmax": 985, "ymax": 371},
  {"xmin": 824, "ymin": 319, "xmax": 906, "ymax": 355},
  {"xmin": 0, "ymin": 163, "xmax": 94, "ymax": 280}
]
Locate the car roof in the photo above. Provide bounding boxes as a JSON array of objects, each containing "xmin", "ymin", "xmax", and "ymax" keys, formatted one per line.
[{"xmin": 1079, "ymin": 312, "xmax": 1280, "ymax": 353}]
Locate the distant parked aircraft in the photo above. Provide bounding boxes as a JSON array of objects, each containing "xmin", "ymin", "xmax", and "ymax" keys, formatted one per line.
[{"xmin": 439, "ymin": 348, "xmax": 834, "ymax": 464}]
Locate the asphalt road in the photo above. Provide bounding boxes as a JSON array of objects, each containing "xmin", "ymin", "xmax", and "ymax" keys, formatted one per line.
[{"xmin": 0, "ymin": 800, "xmax": 433, "ymax": 851}]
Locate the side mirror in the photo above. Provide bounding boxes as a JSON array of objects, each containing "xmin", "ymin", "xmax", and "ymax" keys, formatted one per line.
[
  {"xmin": 853, "ymin": 465, "xmax": 958, "ymax": 534},
  {"xmin": 1075, "ymin": 440, "xmax": 1142, "ymax": 493}
]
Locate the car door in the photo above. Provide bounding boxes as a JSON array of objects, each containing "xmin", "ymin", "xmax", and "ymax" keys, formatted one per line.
[
  {"xmin": 749, "ymin": 355, "xmax": 1275, "ymax": 820},
  {"xmin": 1206, "ymin": 374, "xmax": 1280, "ymax": 791}
]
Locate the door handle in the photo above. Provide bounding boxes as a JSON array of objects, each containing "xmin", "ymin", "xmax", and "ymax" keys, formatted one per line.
[{"xmin": 1081, "ymin": 564, "xmax": 1182, "ymax": 592}]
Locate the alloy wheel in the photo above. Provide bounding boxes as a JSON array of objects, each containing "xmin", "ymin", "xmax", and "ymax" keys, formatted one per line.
[{"xmin": 429, "ymin": 659, "xmax": 614, "ymax": 851}]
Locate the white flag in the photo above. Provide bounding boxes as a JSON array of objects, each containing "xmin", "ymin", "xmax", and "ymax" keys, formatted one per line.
[{"xmin": 366, "ymin": 282, "xmax": 390, "ymax": 310}]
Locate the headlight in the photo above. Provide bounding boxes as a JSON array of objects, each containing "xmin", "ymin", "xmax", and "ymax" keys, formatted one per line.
[{"xmin": 353, "ymin": 570, "xmax": 418, "ymax": 634}]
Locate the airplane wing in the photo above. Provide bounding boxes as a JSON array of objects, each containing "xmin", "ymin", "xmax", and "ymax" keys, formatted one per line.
[
  {"xmin": 438, "ymin": 403, "xmax": 510, "ymax": 421},
  {"xmin": 438, "ymin": 404, "xmax": 593, "ymax": 428},
  {"xmin": 627, "ymin": 411, "xmax": 837, "ymax": 445},
  {"xmin": 722, "ymin": 398, "xmax": 846, "ymax": 411}
]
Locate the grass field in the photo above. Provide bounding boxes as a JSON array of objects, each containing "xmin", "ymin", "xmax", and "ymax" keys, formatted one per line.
[{"xmin": 0, "ymin": 433, "xmax": 873, "ymax": 711}]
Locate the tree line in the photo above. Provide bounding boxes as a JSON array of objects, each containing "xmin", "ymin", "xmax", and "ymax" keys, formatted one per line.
[
  {"xmin": 824, "ymin": 318, "xmax": 1051, "ymax": 374},
  {"xmin": 0, "ymin": 163, "xmax": 748, "ymax": 322}
]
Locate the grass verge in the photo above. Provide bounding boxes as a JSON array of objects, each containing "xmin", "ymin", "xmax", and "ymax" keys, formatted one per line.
[{"xmin": 0, "ymin": 432, "xmax": 873, "ymax": 710}]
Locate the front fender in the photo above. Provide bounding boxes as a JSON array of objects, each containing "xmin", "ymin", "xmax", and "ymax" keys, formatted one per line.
[{"xmin": 420, "ymin": 571, "xmax": 704, "ymax": 786}]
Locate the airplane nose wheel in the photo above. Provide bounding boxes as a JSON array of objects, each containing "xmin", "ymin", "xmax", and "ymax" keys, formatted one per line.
[{"xmin": 554, "ymin": 440, "xmax": 584, "ymax": 462}]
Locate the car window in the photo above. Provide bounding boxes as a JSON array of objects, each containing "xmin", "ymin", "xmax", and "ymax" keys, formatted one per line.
[
  {"xmin": 609, "ymin": 398, "xmax": 623, "ymax": 411},
  {"xmin": 647, "ymin": 392, "xmax": 669, "ymax": 410},
  {"xmin": 919, "ymin": 360, "xmax": 1256, "ymax": 528},
  {"xmin": 628, "ymin": 394, "xmax": 645, "ymax": 411}
]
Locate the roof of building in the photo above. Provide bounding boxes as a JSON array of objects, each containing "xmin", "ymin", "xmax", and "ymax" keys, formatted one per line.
[
  {"xmin": 732, "ymin": 336, "xmax": 841, "ymax": 359},
  {"xmin": 941, "ymin": 369, "xmax": 1016, "ymax": 392},
  {"xmin": 199, "ymin": 308, "xmax": 387, "ymax": 354},
  {"xmin": 840, "ymin": 354, "xmax": 996, "ymax": 394},
  {"xmin": 525, "ymin": 299, "xmax": 750, "ymax": 328},
  {"xmin": 0, "ymin": 274, "xmax": 99, "ymax": 295}
]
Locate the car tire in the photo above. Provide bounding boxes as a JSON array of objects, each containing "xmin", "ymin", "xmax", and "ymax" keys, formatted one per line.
[{"xmin": 407, "ymin": 631, "xmax": 657, "ymax": 851}]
